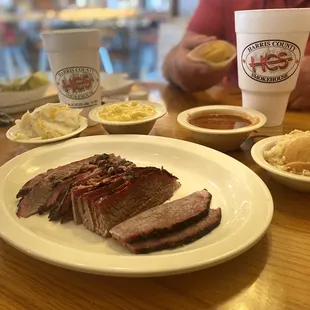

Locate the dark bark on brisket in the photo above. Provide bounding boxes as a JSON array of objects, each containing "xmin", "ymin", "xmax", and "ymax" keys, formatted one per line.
[
  {"xmin": 61, "ymin": 208, "xmax": 74, "ymax": 224},
  {"xmin": 16, "ymin": 179, "xmax": 53, "ymax": 218},
  {"xmin": 48, "ymin": 156, "xmax": 136, "ymax": 222},
  {"xmin": 79, "ymin": 167, "xmax": 180, "ymax": 237},
  {"xmin": 16, "ymin": 154, "xmax": 102, "ymax": 199},
  {"xmin": 16, "ymin": 153, "xmax": 128, "ymax": 218},
  {"xmin": 126, "ymin": 208, "xmax": 222, "ymax": 254},
  {"xmin": 16, "ymin": 172, "xmax": 47, "ymax": 199},
  {"xmin": 110, "ymin": 189, "xmax": 212, "ymax": 243}
]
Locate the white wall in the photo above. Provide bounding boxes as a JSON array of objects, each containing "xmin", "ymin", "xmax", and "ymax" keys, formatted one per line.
[
  {"xmin": 179, "ymin": 0, "xmax": 199, "ymax": 17},
  {"xmin": 156, "ymin": 16, "xmax": 190, "ymax": 81}
]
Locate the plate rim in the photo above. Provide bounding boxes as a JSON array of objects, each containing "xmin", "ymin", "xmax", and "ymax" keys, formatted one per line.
[{"xmin": 0, "ymin": 135, "xmax": 274, "ymax": 277}]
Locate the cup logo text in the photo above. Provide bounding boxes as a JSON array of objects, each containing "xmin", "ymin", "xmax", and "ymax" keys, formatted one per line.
[
  {"xmin": 241, "ymin": 40, "xmax": 301, "ymax": 83},
  {"xmin": 55, "ymin": 66, "xmax": 99, "ymax": 100}
]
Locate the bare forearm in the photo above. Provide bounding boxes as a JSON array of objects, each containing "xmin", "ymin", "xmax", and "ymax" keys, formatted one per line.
[
  {"xmin": 162, "ymin": 44, "xmax": 230, "ymax": 92},
  {"xmin": 162, "ymin": 46, "xmax": 180, "ymax": 88}
]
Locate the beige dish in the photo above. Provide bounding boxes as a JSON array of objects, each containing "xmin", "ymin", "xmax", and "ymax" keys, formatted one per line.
[
  {"xmin": 177, "ymin": 105, "xmax": 267, "ymax": 152},
  {"xmin": 251, "ymin": 136, "xmax": 310, "ymax": 193},
  {"xmin": 88, "ymin": 100, "xmax": 167, "ymax": 135},
  {"xmin": 187, "ymin": 40, "xmax": 237, "ymax": 70}
]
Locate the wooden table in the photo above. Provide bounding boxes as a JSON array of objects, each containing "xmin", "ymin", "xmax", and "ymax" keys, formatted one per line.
[{"xmin": 1, "ymin": 84, "xmax": 310, "ymax": 310}]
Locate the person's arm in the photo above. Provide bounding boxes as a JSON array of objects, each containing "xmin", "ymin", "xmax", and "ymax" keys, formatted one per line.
[
  {"xmin": 162, "ymin": 0, "xmax": 228, "ymax": 92},
  {"xmin": 288, "ymin": 55, "xmax": 310, "ymax": 110},
  {"xmin": 162, "ymin": 32, "xmax": 231, "ymax": 92}
]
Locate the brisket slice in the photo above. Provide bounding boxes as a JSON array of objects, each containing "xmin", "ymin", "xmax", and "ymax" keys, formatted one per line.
[
  {"xmin": 71, "ymin": 172, "xmax": 129, "ymax": 224},
  {"xmin": 16, "ymin": 153, "xmax": 134, "ymax": 218},
  {"xmin": 48, "ymin": 188, "xmax": 72, "ymax": 221},
  {"xmin": 16, "ymin": 163, "xmax": 96, "ymax": 218},
  {"xmin": 79, "ymin": 167, "xmax": 180, "ymax": 237},
  {"xmin": 16, "ymin": 172, "xmax": 47, "ymax": 199},
  {"xmin": 110, "ymin": 189, "xmax": 212, "ymax": 243},
  {"xmin": 48, "ymin": 167, "xmax": 108, "ymax": 221},
  {"xmin": 73, "ymin": 173, "xmax": 130, "ymax": 228},
  {"xmin": 125, "ymin": 208, "xmax": 222, "ymax": 254},
  {"xmin": 61, "ymin": 208, "xmax": 74, "ymax": 224},
  {"xmin": 16, "ymin": 179, "xmax": 53, "ymax": 218},
  {"xmin": 16, "ymin": 154, "xmax": 102, "ymax": 199},
  {"xmin": 51, "ymin": 158, "xmax": 136, "ymax": 223}
]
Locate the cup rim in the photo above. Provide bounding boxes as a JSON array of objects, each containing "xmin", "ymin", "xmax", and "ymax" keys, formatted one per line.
[{"xmin": 235, "ymin": 8, "xmax": 310, "ymax": 14}]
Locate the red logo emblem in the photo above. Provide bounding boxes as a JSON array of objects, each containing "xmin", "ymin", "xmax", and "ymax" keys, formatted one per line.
[
  {"xmin": 56, "ymin": 66, "xmax": 99, "ymax": 100},
  {"xmin": 241, "ymin": 40, "xmax": 301, "ymax": 83}
]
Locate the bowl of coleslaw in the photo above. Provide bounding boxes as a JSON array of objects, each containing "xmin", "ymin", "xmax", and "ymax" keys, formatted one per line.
[{"xmin": 6, "ymin": 103, "xmax": 88, "ymax": 148}]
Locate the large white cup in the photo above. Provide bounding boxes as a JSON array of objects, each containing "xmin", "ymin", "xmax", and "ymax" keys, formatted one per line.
[
  {"xmin": 41, "ymin": 29, "xmax": 101, "ymax": 126},
  {"xmin": 235, "ymin": 9, "xmax": 310, "ymax": 127}
]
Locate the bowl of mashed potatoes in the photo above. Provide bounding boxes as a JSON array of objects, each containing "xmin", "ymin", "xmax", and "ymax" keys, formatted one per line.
[
  {"xmin": 89, "ymin": 100, "xmax": 167, "ymax": 135},
  {"xmin": 251, "ymin": 130, "xmax": 310, "ymax": 192},
  {"xmin": 6, "ymin": 103, "xmax": 88, "ymax": 148}
]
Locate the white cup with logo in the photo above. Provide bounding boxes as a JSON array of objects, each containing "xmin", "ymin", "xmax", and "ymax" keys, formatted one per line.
[
  {"xmin": 41, "ymin": 29, "xmax": 101, "ymax": 126},
  {"xmin": 235, "ymin": 8, "xmax": 310, "ymax": 127}
]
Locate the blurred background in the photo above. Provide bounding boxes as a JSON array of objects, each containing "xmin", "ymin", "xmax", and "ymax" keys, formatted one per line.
[{"xmin": 0, "ymin": 0, "xmax": 199, "ymax": 83}]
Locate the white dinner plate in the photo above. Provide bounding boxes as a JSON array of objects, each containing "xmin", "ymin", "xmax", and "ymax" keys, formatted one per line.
[{"xmin": 0, "ymin": 135, "xmax": 273, "ymax": 277}]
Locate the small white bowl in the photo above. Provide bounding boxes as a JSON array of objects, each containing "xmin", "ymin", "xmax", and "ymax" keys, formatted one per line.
[
  {"xmin": 6, "ymin": 116, "xmax": 88, "ymax": 149},
  {"xmin": 177, "ymin": 105, "xmax": 267, "ymax": 152},
  {"xmin": 89, "ymin": 100, "xmax": 167, "ymax": 135},
  {"xmin": 251, "ymin": 136, "xmax": 310, "ymax": 193},
  {"xmin": 100, "ymin": 73, "xmax": 134, "ymax": 96}
]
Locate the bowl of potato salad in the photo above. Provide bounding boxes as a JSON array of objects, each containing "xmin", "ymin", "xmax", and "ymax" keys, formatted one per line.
[{"xmin": 89, "ymin": 100, "xmax": 167, "ymax": 135}]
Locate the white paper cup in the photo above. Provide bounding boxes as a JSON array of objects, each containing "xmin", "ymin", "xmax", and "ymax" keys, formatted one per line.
[
  {"xmin": 235, "ymin": 8, "xmax": 310, "ymax": 127},
  {"xmin": 41, "ymin": 29, "xmax": 101, "ymax": 126}
]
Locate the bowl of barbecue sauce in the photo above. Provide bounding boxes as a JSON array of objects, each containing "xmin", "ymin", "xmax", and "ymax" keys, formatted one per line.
[{"xmin": 177, "ymin": 105, "xmax": 266, "ymax": 152}]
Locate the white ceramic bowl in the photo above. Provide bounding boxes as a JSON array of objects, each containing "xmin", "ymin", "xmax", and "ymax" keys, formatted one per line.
[
  {"xmin": 100, "ymin": 73, "xmax": 134, "ymax": 96},
  {"xmin": 89, "ymin": 100, "xmax": 167, "ymax": 135},
  {"xmin": 6, "ymin": 116, "xmax": 88, "ymax": 149},
  {"xmin": 0, "ymin": 84, "xmax": 50, "ymax": 108},
  {"xmin": 177, "ymin": 105, "xmax": 267, "ymax": 152},
  {"xmin": 251, "ymin": 136, "xmax": 310, "ymax": 193}
]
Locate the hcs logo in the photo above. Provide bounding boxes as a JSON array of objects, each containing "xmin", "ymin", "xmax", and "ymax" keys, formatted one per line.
[
  {"xmin": 241, "ymin": 40, "xmax": 301, "ymax": 83},
  {"xmin": 55, "ymin": 66, "xmax": 99, "ymax": 100}
]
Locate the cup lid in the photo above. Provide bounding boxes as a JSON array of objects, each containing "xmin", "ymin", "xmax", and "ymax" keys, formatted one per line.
[
  {"xmin": 235, "ymin": 8, "xmax": 310, "ymax": 33},
  {"xmin": 41, "ymin": 29, "xmax": 100, "ymax": 52}
]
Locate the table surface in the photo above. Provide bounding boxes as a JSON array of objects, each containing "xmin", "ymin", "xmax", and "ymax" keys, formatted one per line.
[{"xmin": 1, "ymin": 84, "xmax": 310, "ymax": 310}]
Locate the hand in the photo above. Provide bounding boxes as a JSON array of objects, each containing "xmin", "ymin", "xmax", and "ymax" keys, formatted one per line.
[
  {"xmin": 163, "ymin": 32, "xmax": 231, "ymax": 92},
  {"xmin": 288, "ymin": 56, "xmax": 310, "ymax": 110}
]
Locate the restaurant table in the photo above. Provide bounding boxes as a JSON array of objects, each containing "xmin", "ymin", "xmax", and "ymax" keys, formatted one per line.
[{"xmin": 1, "ymin": 84, "xmax": 310, "ymax": 310}]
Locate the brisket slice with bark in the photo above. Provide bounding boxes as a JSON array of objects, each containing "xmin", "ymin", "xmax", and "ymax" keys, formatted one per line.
[
  {"xmin": 16, "ymin": 154, "xmax": 102, "ymax": 199},
  {"xmin": 125, "ymin": 208, "xmax": 222, "ymax": 254},
  {"xmin": 110, "ymin": 189, "xmax": 212, "ymax": 243},
  {"xmin": 48, "ymin": 156, "xmax": 136, "ymax": 222},
  {"xmin": 16, "ymin": 153, "xmax": 134, "ymax": 218},
  {"xmin": 74, "ymin": 167, "xmax": 180, "ymax": 237},
  {"xmin": 16, "ymin": 163, "xmax": 97, "ymax": 218}
]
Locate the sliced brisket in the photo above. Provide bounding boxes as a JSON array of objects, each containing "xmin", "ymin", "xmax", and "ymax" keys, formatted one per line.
[
  {"xmin": 110, "ymin": 189, "xmax": 212, "ymax": 243},
  {"xmin": 16, "ymin": 153, "xmax": 134, "ymax": 218},
  {"xmin": 16, "ymin": 179, "xmax": 53, "ymax": 218},
  {"xmin": 79, "ymin": 167, "xmax": 180, "ymax": 237},
  {"xmin": 16, "ymin": 154, "xmax": 102, "ymax": 199},
  {"xmin": 16, "ymin": 172, "xmax": 47, "ymax": 199},
  {"xmin": 125, "ymin": 208, "xmax": 222, "ymax": 254}
]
